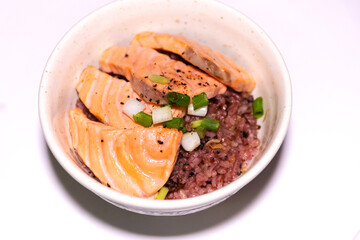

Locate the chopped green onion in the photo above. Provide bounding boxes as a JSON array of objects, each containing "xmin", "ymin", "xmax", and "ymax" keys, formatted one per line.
[
  {"xmin": 252, "ymin": 97, "xmax": 264, "ymax": 119},
  {"xmin": 190, "ymin": 119, "xmax": 202, "ymax": 129},
  {"xmin": 156, "ymin": 186, "xmax": 169, "ymax": 200},
  {"xmin": 133, "ymin": 111, "xmax": 153, "ymax": 127},
  {"xmin": 181, "ymin": 132, "xmax": 201, "ymax": 151},
  {"xmin": 167, "ymin": 92, "xmax": 190, "ymax": 107},
  {"xmin": 192, "ymin": 92, "xmax": 209, "ymax": 110},
  {"xmin": 191, "ymin": 118, "xmax": 220, "ymax": 131},
  {"xmin": 194, "ymin": 126, "xmax": 206, "ymax": 139},
  {"xmin": 152, "ymin": 105, "xmax": 173, "ymax": 124},
  {"xmin": 163, "ymin": 117, "xmax": 184, "ymax": 130},
  {"xmin": 187, "ymin": 103, "xmax": 207, "ymax": 117},
  {"xmin": 122, "ymin": 99, "xmax": 145, "ymax": 119},
  {"xmin": 149, "ymin": 74, "xmax": 169, "ymax": 84}
]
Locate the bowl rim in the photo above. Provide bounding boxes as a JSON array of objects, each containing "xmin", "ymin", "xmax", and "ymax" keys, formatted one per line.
[{"xmin": 39, "ymin": 0, "xmax": 292, "ymax": 212}]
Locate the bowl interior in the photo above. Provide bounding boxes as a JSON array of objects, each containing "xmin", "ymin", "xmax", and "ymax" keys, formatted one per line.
[{"xmin": 39, "ymin": 0, "xmax": 291, "ymax": 215}]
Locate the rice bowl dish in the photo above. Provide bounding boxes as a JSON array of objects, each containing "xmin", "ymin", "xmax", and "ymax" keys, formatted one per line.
[
  {"xmin": 69, "ymin": 32, "xmax": 263, "ymax": 200},
  {"xmin": 39, "ymin": 0, "xmax": 291, "ymax": 215}
]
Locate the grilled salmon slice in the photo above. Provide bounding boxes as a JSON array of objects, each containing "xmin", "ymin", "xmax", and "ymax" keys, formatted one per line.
[
  {"xmin": 131, "ymin": 31, "xmax": 255, "ymax": 92},
  {"xmin": 100, "ymin": 45, "xmax": 226, "ymax": 105},
  {"xmin": 76, "ymin": 66, "xmax": 186, "ymax": 129},
  {"xmin": 69, "ymin": 108, "xmax": 182, "ymax": 197}
]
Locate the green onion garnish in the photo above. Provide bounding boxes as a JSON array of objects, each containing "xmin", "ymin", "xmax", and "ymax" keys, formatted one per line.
[
  {"xmin": 166, "ymin": 92, "xmax": 190, "ymax": 107},
  {"xmin": 148, "ymin": 74, "xmax": 170, "ymax": 84},
  {"xmin": 133, "ymin": 111, "xmax": 153, "ymax": 127},
  {"xmin": 192, "ymin": 92, "xmax": 209, "ymax": 110},
  {"xmin": 252, "ymin": 97, "xmax": 264, "ymax": 119},
  {"xmin": 191, "ymin": 118, "xmax": 220, "ymax": 131},
  {"xmin": 163, "ymin": 117, "xmax": 184, "ymax": 130},
  {"xmin": 194, "ymin": 126, "xmax": 206, "ymax": 139},
  {"xmin": 156, "ymin": 186, "xmax": 169, "ymax": 200},
  {"xmin": 190, "ymin": 119, "xmax": 202, "ymax": 129}
]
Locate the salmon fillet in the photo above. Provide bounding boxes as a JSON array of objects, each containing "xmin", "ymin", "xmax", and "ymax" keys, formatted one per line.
[
  {"xmin": 100, "ymin": 45, "xmax": 227, "ymax": 105},
  {"xmin": 76, "ymin": 66, "xmax": 186, "ymax": 129},
  {"xmin": 69, "ymin": 108, "xmax": 182, "ymax": 197},
  {"xmin": 131, "ymin": 31, "xmax": 255, "ymax": 92}
]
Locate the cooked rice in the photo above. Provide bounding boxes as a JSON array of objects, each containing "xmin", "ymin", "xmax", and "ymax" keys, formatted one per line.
[{"xmin": 165, "ymin": 89, "xmax": 260, "ymax": 199}]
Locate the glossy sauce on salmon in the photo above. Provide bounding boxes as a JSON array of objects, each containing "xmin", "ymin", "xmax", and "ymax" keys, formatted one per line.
[
  {"xmin": 131, "ymin": 31, "xmax": 255, "ymax": 92},
  {"xmin": 100, "ymin": 45, "xmax": 227, "ymax": 105},
  {"xmin": 69, "ymin": 108, "xmax": 183, "ymax": 197}
]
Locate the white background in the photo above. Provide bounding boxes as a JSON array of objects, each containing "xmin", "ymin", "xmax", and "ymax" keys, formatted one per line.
[{"xmin": 1, "ymin": 0, "xmax": 360, "ymax": 239}]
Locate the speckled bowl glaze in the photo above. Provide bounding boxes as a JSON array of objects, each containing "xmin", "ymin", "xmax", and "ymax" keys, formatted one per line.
[{"xmin": 39, "ymin": 0, "xmax": 291, "ymax": 216}]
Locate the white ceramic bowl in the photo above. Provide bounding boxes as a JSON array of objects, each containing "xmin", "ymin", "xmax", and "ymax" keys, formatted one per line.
[{"xmin": 39, "ymin": 0, "xmax": 291, "ymax": 216}]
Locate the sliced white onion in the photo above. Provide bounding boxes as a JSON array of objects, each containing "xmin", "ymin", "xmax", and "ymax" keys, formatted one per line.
[
  {"xmin": 123, "ymin": 99, "xmax": 145, "ymax": 119},
  {"xmin": 187, "ymin": 103, "xmax": 208, "ymax": 117},
  {"xmin": 152, "ymin": 105, "xmax": 173, "ymax": 124},
  {"xmin": 181, "ymin": 132, "xmax": 201, "ymax": 151}
]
